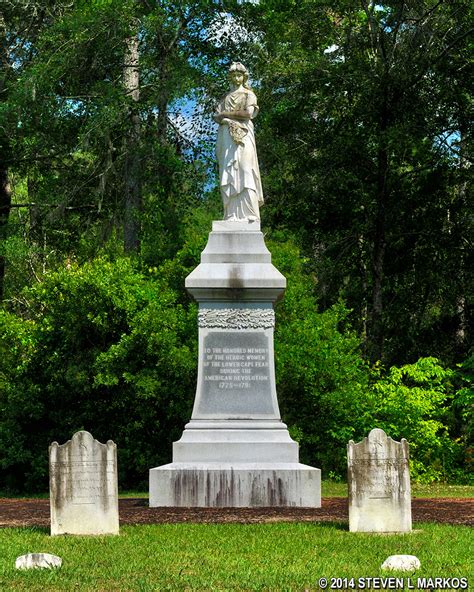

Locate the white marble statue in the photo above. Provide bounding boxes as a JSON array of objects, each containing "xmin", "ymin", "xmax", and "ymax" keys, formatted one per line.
[{"xmin": 214, "ymin": 62, "xmax": 263, "ymax": 221}]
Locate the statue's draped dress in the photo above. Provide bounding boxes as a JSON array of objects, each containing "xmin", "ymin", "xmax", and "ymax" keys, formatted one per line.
[{"xmin": 216, "ymin": 87, "xmax": 264, "ymax": 221}]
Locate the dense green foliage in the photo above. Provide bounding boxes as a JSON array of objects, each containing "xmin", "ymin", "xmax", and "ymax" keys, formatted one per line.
[
  {"xmin": 368, "ymin": 358, "xmax": 461, "ymax": 482},
  {"xmin": 0, "ymin": 237, "xmax": 469, "ymax": 490},
  {"xmin": 272, "ymin": 239, "xmax": 468, "ymax": 483},
  {"xmin": 248, "ymin": 1, "xmax": 473, "ymax": 365},
  {"xmin": 271, "ymin": 239, "xmax": 370, "ymax": 473},
  {"xmin": 0, "ymin": 255, "xmax": 197, "ymax": 490},
  {"xmin": 0, "ymin": 1, "xmax": 472, "ymax": 490}
]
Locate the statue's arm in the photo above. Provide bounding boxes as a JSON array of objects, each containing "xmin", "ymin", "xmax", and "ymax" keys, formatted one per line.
[{"xmin": 214, "ymin": 106, "xmax": 256, "ymax": 124}]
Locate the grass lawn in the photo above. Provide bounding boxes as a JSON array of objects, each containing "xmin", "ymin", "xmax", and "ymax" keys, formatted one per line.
[
  {"xmin": 2, "ymin": 481, "xmax": 473, "ymax": 500},
  {"xmin": 0, "ymin": 522, "xmax": 471, "ymax": 591},
  {"xmin": 320, "ymin": 481, "xmax": 474, "ymax": 498},
  {"xmin": 119, "ymin": 481, "xmax": 474, "ymax": 499}
]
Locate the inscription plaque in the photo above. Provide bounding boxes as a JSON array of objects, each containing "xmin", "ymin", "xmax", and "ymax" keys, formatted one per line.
[
  {"xmin": 348, "ymin": 428, "xmax": 411, "ymax": 533},
  {"xmin": 195, "ymin": 331, "xmax": 275, "ymax": 416},
  {"xmin": 49, "ymin": 431, "xmax": 119, "ymax": 535}
]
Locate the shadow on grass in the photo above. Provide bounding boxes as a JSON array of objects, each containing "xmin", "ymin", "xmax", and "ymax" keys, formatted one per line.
[
  {"xmin": 306, "ymin": 521, "xmax": 348, "ymax": 532},
  {"xmin": 0, "ymin": 492, "xmax": 49, "ymax": 499},
  {"xmin": 7, "ymin": 526, "xmax": 50, "ymax": 535}
]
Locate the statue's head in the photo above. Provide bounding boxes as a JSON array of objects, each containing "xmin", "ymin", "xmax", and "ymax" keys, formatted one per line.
[{"xmin": 228, "ymin": 62, "xmax": 250, "ymax": 89}]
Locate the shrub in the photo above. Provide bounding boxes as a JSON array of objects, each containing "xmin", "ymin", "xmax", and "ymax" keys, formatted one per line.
[
  {"xmin": 271, "ymin": 238, "xmax": 370, "ymax": 476},
  {"xmin": 367, "ymin": 357, "xmax": 462, "ymax": 483},
  {"xmin": 0, "ymin": 256, "xmax": 196, "ymax": 492},
  {"xmin": 271, "ymin": 239, "xmax": 466, "ymax": 483}
]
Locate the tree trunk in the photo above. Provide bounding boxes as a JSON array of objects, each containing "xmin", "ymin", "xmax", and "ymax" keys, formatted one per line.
[
  {"xmin": 0, "ymin": 14, "xmax": 11, "ymax": 300},
  {"xmin": 123, "ymin": 33, "xmax": 141, "ymax": 253},
  {"xmin": 0, "ymin": 168, "xmax": 11, "ymax": 301},
  {"xmin": 155, "ymin": 56, "xmax": 174, "ymax": 201},
  {"xmin": 370, "ymin": 189, "xmax": 386, "ymax": 362},
  {"xmin": 156, "ymin": 57, "xmax": 169, "ymax": 141},
  {"xmin": 454, "ymin": 122, "xmax": 468, "ymax": 352},
  {"xmin": 358, "ymin": 234, "xmax": 369, "ymax": 353},
  {"xmin": 369, "ymin": 99, "xmax": 390, "ymax": 362}
]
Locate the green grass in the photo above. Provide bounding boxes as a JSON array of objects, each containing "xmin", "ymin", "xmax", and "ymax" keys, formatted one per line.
[
  {"xmin": 0, "ymin": 522, "xmax": 471, "ymax": 591},
  {"xmin": 320, "ymin": 481, "xmax": 474, "ymax": 498},
  {"xmin": 410, "ymin": 482, "xmax": 474, "ymax": 498},
  {"xmin": 2, "ymin": 481, "xmax": 473, "ymax": 500}
]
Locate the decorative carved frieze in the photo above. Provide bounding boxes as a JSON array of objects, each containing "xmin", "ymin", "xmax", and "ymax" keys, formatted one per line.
[{"xmin": 198, "ymin": 308, "xmax": 275, "ymax": 329}]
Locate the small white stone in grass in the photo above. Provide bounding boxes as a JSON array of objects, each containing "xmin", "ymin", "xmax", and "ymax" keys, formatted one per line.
[
  {"xmin": 15, "ymin": 553, "xmax": 62, "ymax": 570},
  {"xmin": 381, "ymin": 555, "xmax": 421, "ymax": 571}
]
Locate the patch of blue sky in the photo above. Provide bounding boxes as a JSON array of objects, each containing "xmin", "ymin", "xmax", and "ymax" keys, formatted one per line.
[
  {"xmin": 169, "ymin": 92, "xmax": 216, "ymax": 147},
  {"xmin": 434, "ymin": 130, "xmax": 462, "ymax": 160},
  {"xmin": 206, "ymin": 10, "xmax": 261, "ymax": 49},
  {"xmin": 323, "ymin": 44, "xmax": 345, "ymax": 63},
  {"xmin": 60, "ymin": 98, "xmax": 86, "ymax": 116},
  {"xmin": 169, "ymin": 91, "xmax": 217, "ymax": 192},
  {"xmin": 7, "ymin": 35, "xmax": 34, "ymax": 70}
]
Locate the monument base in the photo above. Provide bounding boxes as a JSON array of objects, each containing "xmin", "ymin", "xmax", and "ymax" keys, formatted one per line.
[{"xmin": 149, "ymin": 462, "xmax": 321, "ymax": 507}]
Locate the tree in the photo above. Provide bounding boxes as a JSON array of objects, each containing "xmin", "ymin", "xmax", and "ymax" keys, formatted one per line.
[
  {"xmin": 245, "ymin": 0, "xmax": 473, "ymax": 365},
  {"xmin": 2, "ymin": 0, "xmax": 238, "ymax": 296},
  {"xmin": 0, "ymin": 1, "xmax": 77, "ymax": 300},
  {"xmin": 0, "ymin": 255, "xmax": 198, "ymax": 491}
]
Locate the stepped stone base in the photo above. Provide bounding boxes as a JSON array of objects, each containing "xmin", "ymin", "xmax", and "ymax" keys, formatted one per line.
[{"xmin": 149, "ymin": 462, "xmax": 321, "ymax": 507}]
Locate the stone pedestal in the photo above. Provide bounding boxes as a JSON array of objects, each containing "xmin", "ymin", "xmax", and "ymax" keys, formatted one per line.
[{"xmin": 149, "ymin": 220, "xmax": 321, "ymax": 507}]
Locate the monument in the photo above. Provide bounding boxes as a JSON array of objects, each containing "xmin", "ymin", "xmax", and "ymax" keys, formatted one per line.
[
  {"xmin": 149, "ymin": 63, "xmax": 320, "ymax": 507},
  {"xmin": 49, "ymin": 431, "xmax": 119, "ymax": 535},
  {"xmin": 348, "ymin": 428, "xmax": 412, "ymax": 533}
]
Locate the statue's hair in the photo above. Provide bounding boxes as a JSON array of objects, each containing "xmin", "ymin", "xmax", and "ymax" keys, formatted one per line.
[{"xmin": 228, "ymin": 62, "xmax": 250, "ymax": 89}]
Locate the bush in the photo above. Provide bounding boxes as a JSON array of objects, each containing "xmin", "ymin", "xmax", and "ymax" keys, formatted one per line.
[
  {"xmin": 0, "ymin": 256, "xmax": 197, "ymax": 492},
  {"xmin": 271, "ymin": 238, "xmax": 371, "ymax": 476},
  {"xmin": 0, "ymin": 233, "xmax": 470, "ymax": 492},
  {"xmin": 452, "ymin": 354, "xmax": 474, "ymax": 483},
  {"xmin": 368, "ymin": 357, "xmax": 463, "ymax": 483},
  {"xmin": 271, "ymin": 239, "xmax": 467, "ymax": 483}
]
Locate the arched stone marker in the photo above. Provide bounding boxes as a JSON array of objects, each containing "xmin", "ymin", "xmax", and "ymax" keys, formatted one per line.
[
  {"xmin": 348, "ymin": 428, "xmax": 411, "ymax": 533},
  {"xmin": 49, "ymin": 431, "xmax": 119, "ymax": 535}
]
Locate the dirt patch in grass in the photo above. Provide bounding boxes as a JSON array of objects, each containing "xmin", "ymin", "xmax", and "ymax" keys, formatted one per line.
[{"xmin": 0, "ymin": 497, "xmax": 472, "ymax": 528}]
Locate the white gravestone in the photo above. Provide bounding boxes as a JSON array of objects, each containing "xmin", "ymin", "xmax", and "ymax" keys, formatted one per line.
[
  {"xmin": 348, "ymin": 428, "xmax": 411, "ymax": 533},
  {"xmin": 49, "ymin": 431, "xmax": 119, "ymax": 535}
]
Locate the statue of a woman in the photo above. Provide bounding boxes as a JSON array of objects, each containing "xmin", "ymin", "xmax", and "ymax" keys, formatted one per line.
[{"xmin": 214, "ymin": 62, "xmax": 263, "ymax": 221}]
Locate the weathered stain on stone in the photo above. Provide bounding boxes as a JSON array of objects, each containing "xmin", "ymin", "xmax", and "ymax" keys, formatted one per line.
[
  {"xmin": 205, "ymin": 472, "xmax": 211, "ymax": 506},
  {"xmin": 49, "ymin": 431, "xmax": 119, "ymax": 535},
  {"xmin": 228, "ymin": 265, "xmax": 245, "ymax": 293},
  {"xmin": 152, "ymin": 465, "xmax": 321, "ymax": 508},
  {"xmin": 348, "ymin": 428, "xmax": 411, "ymax": 533}
]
